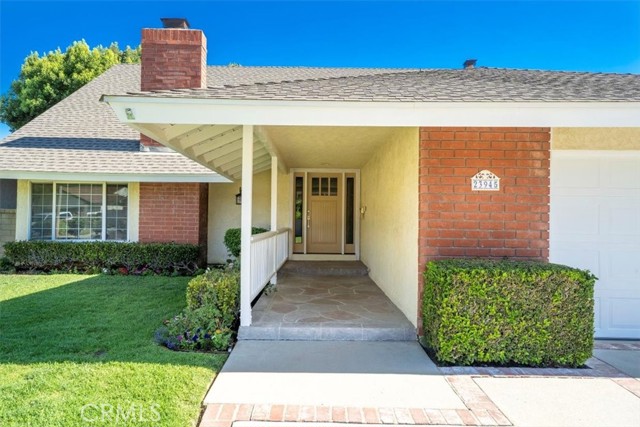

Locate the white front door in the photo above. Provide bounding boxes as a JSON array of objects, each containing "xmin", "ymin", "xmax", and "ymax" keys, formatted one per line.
[{"xmin": 550, "ymin": 151, "xmax": 640, "ymax": 338}]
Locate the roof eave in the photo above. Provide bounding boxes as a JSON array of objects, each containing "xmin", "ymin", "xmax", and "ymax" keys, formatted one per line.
[
  {"xmin": 102, "ymin": 95, "xmax": 640, "ymax": 127},
  {"xmin": 0, "ymin": 170, "xmax": 230, "ymax": 183}
]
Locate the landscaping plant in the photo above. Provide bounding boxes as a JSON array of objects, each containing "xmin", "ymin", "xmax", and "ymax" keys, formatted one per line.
[
  {"xmin": 157, "ymin": 267, "xmax": 240, "ymax": 352},
  {"xmin": 4, "ymin": 241, "xmax": 199, "ymax": 275},
  {"xmin": 223, "ymin": 227, "xmax": 268, "ymax": 259},
  {"xmin": 422, "ymin": 259, "xmax": 596, "ymax": 367}
]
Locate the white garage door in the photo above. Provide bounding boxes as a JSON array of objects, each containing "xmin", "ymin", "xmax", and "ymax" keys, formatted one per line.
[{"xmin": 550, "ymin": 151, "xmax": 640, "ymax": 339}]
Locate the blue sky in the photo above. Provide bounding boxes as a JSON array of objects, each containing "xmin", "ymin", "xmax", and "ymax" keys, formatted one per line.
[{"xmin": 1, "ymin": 0, "xmax": 639, "ymax": 139}]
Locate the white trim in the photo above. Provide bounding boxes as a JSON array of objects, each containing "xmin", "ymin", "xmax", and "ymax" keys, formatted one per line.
[
  {"xmin": 103, "ymin": 96, "xmax": 640, "ymax": 127},
  {"xmin": 270, "ymin": 156, "xmax": 278, "ymax": 232},
  {"xmin": 23, "ymin": 181, "xmax": 132, "ymax": 242},
  {"xmin": 0, "ymin": 171, "xmax": 228, "ymax": 183},
  {"xmin": 240, "ymin": 125, "xmax": 254, "ymax": 327}
]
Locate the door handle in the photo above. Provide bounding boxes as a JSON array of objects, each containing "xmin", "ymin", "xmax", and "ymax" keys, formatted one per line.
[{"xmin": 307, "ymin": 210, "xmax": 311, "ymax": 229}]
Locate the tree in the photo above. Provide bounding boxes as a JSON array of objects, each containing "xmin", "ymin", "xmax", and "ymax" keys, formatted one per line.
[{"xmin": 0, "ymin": 40, "xmax": 141, "ymax": 131}]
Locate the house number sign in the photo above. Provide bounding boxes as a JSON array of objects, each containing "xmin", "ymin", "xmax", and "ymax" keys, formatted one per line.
[{"xmin": 471, "ymin": 170, "xmax": 500, "ymax": 191}]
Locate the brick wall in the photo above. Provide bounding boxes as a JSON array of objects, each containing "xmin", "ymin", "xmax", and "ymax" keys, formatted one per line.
[
  {"xmin": 138, "ymin": 183, "xmax": 208, "ymax": 262},
  {"xmin": 419, "ymin": 127, "xmax": 550, "ymax": 270},
  {"xmin": 140, "ymin": 27, "xmax": 207, "ymax": 147},
  {"xmin": 0, "ymin": 209, "xmax": 16, "ymax": 256}
]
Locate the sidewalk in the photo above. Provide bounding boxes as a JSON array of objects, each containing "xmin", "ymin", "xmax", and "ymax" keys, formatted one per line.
[{"xmin": 200, "ymin": 341, "xmax": 640, "ymax": 427}]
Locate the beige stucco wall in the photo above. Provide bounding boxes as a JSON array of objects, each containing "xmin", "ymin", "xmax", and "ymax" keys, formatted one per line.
[
  {"xmin": 552, "ymin": 128, "xmax": 640, "ymax": 150},
  {"xmin": 208, "ymin": 169, "xmax": 291, "ymax": 264},
  {"xmin": 360, "ymin": 127, "xmax": 419, "ymax": 327},
  {"xmin": 0, "ymin": 209, "xmax": 16, "ymax": 256}
]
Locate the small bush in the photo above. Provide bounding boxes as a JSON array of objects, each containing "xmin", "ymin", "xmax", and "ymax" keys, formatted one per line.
[
  {"xmin": 0, "ymin": 256, "xmax": 15, "ymax": 274},
  {"xmin": 4, "ymin": 241, "xmax": 199, "ymax": 275},
  {"xmin": 157, "ymin": 268, "xmax": 240, "ymax": 352},
  {"xmin": 422, "ymin": 259, "xmax": 596, "ymax": 367},
  {"xmin": 223, "ymin": 227, "xmax": 268, "ymax": 258}
]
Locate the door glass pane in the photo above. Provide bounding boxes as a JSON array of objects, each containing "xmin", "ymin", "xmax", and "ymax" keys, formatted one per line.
[
  {"xmin": 106, "ymin": 184, "xmax": 128, "ymax": 241},
  {"xmin": 30, "ymin": 183, "xmax": 53, "ymax": 240},
  {"xmin": 311, "ymin": 177, "xmax": 320, "ymax": 196},
  {"xmin": 294, "ymin": 177, "xmax": 304, "ymax": 244},
  {"xmin": 56, "ymin": 183, "xmax": 103, "ymax": 240},
  {"xmin": 321, "ymin": 178, "xmax": 329, "ymax": 196},
  {"xmin": 345, "ymin": 177, "xmax": 355, "ymax": 245},
  {"xmin": 329, "ymin": 178, "xmax": 338, "ymax": 196}
]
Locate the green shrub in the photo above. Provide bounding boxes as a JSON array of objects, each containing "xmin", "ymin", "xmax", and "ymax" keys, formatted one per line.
[
  {"xmin": 422, "ymin": 259, "xmax": 596, "ymax": 367},
  {"xmin": 4, "ymin": 241, "xmax": 199, "ymax": 275},
  {"xmin": 157, "ymin": 268, "xmax": 240, "ymax": 352},
  {"xmin": 223, "ymin": 227, "xmax": 268, "ymax": 258},
  {"xmin": 0, "ymin": 256, "xmax": 15, "ymax": 274}
]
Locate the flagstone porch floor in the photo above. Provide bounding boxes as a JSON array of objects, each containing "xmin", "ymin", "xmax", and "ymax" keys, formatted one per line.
[{"xmin": 238, "ymin": 261, "xmax": 416, "ymax": 341}]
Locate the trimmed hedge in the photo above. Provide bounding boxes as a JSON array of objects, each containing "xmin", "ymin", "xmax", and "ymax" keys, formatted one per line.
[
  {"xmin": 422, "ymin": 259, "xmax": 596, "ymax": 367},
  {"xmin": 223, "ymin": 227, "xmax": 268, "ymax": 258},
  {"xmin": 4, "ymin": 241, "xmax": 199, "ymax": 275}
]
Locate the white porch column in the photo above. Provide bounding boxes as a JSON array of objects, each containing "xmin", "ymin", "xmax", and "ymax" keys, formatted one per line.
[
  {"xmin": 270, "ymin": 156, "xmax": 278, "ymax": 232},
  {"xmin": 270, "ymin": 156, "xmax": 278, "ymax": 285},
  {"xmin": 240, "ymin": 125, "xmax": 254, "ymax": 327}
]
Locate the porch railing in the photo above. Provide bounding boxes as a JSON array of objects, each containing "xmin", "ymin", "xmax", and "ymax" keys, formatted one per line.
[{"xmin": 249, "ymin": 228, "xmax": 290, "ymax": 301}]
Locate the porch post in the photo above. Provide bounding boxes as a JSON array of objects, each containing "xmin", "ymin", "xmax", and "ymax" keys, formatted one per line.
[
  {"xmin": 270, "ymin": 155, "xmax": 278, "ymax": 285},
  {"xmin": 270, "ymin": 156, "xmax": 278, "ymax": 232},
  {"xmin": 240, "ymin": 125, "xmax": 254, "ymax": 327}
]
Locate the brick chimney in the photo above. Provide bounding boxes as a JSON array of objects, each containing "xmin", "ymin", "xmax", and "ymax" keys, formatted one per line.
[{"xmin": 140, "ymin": 18, "xmax": 207, "ymax": 147}]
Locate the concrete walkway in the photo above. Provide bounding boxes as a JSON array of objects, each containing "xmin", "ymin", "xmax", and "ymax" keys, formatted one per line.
[{"xmin": 201, "ymin": 340, "xmax": 640, "ymax": 427}]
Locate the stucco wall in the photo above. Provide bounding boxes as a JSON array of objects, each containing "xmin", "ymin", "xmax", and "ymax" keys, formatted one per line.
[
  {"xmin": 552, "ymin": 128, "xmax": 640, "ymax": 150},
  {"xmin": 0, "ymin": 209, "xmax": 16, "ymax": 256},
  {"xmin": 208, "ymin": 169, "xmax": 291, "ymax": 264},
  {"xmin": 360, "ymin": 127, "xmax": 419, "ymax": 327}
]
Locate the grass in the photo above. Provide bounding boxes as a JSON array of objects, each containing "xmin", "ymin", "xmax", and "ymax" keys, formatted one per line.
[{"xmin": 0, "ymin": 274, "xmax": 227, "ymax": 427}]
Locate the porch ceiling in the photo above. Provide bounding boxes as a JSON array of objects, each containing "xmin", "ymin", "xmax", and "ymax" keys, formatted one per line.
[
  {"xmin": 263, "ymin": 126, "xmax": 401, "ymax": 169},
  {"xmin": 131, "ymin": 123, "xmax": 279, "ymax": 181}
]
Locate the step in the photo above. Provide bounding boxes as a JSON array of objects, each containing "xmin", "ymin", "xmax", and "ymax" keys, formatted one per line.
[
  {"xmin": 238, "ymin": 325, "xmax": 416, "ymax": 341},
  {"xmin": 280, "ymin": 261, "xmax": 369, "ymax": 277}
]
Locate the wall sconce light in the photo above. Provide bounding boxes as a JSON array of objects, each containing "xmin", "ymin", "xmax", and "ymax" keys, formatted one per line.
[
  {"xmin": 124, "ymin": 108, "xmax": 135, "ymax": 120},
  {"xmin": 235, "ymin": 187, "xmax": 242, "ymax": 205}
]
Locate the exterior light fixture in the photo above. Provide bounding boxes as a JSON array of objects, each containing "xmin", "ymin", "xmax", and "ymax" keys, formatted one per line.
[
  {"xmin": 235, "ymin": 187, "xmax": 242, "ymax": 205},
  {"xmin": 125, "ymin": 108, "xmax": 135, "ymax": 120}
]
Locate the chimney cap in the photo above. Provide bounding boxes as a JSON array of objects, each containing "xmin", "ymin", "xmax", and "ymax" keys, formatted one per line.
[
  {"xmin": 463, "ymin": 59, "xmax": 477, "ymax": 69},
  {"xmin": 160, "ymin": 18, "xmax": 190, "ymax": 29}
]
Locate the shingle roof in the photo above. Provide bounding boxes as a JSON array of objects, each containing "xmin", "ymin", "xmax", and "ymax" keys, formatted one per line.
[
  {"xmin": 2, "ymin": 64, "xmax": 639, "ymax": 178},
  {"xmin": 0, "ymin": 64, "xmax": 413, "ymax": 177},
  {"xmin": 125, "ymin": 67, "xmax": 640, "ymax": 102}
]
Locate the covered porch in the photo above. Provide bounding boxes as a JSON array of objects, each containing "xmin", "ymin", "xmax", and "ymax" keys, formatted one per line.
[
  {"xmin": 97, "ymin": 104, "xmax": 421, "ymax": 331},
  {"xmin": 241, "ymin": 261, "xmax": 416, "ymax": 341}
]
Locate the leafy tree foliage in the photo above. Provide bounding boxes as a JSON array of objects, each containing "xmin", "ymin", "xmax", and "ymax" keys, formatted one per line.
[{"xmin": 0, "ymin": 40, "xmax": 141, "ymax": 131}]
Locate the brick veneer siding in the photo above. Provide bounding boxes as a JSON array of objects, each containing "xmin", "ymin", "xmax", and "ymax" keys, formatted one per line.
[
  {"xmin": 138, "ymin": 183, "xmax": 208, "ymax": 263},
  {"xmin": 140, "ymin": 27, "xmax": 207, "ymax": 147},
  {"xmin": 419, "ymin": 127, "xmax": 551, "ymax": 268}
]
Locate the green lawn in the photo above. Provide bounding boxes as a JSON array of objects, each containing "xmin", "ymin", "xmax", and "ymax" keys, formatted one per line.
[{"xmin": 0, "ymin": 274, "xmax": 227, "ymax": 427}]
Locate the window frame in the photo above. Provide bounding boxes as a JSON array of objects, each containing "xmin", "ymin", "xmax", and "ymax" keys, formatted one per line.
[{"xmin": 28, "ymin": 181, "xmax": 130, "ymax": 242}]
